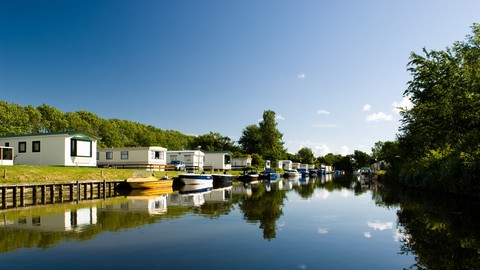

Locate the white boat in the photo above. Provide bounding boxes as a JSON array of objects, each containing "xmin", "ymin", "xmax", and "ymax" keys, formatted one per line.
[
  {"xmin": 283, "ymin": 169, "xmax": 301, "ymax": 178},
  {"xmin": 178, "ymin": 173, "xmax": 213, "ymax": 185}
]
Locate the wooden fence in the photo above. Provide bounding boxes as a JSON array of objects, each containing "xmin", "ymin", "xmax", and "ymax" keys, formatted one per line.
[{"xmin": 0, "ymin": 180, "xmax": 125, "ymax": 209}]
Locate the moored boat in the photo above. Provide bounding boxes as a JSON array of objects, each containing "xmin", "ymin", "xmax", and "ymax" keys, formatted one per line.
[
  {"xmin": 237, "ymin": 168, "xmax": 259, "ymax": 183},
  {"xmin": 259, "ymin": 168, "xmax": 281, "ymax": 181},
  {"xmin": 212, "ymin": 173, "xmax": 234, "ymax": 184},
  {"xmin": 126, "ymin": 176, "xmax": 173, "ymax": 189},
  {"xmin": 283, "ymin": 169, "xmax": 301, "ymax": 178},
  {"xmin": 178, "ymin": 173, "xmax": 213, "ymax": 185}
]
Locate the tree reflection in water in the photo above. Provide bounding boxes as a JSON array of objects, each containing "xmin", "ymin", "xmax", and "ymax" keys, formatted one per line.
[
  {"xmin": 237, "ymin": 182, "xmax": 287, "ymax": 240},
  {"xmin": 374, "ymin": 182, "xmax": 480, "ymax": 269}
]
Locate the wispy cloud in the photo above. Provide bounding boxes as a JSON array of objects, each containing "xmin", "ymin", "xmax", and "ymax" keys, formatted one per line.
[
  {"xmin": 298, "ymin": 73, "xmax": 306, "ymax": 79},
  {"xmin": 392, "ymin": 95, "xmax": 413, "ymax": 114},
  {"xmin": 367, "ymin": 221, "xmax": 394, "ymax": 231},
  {"xmin": 276, "ymin": 115, "xmax": 285, "ymax": 120},
  {"xmin": 317, "ymin": 109, "xmax": 330, "ymax": 115},
  {"xmin": 310, "ymin": 123, "xmax": 337, "ymax": 128},
  {"xmin": 318, "ymin": 227, "xmax": 330, "ymax": 234},
  {"xmin": 364, "ymin": 232, "xmax": 372, "ymax": 238},
  {"xmin": 366, "ymin": 112, "xmax": 393, "ymax": 122},
  {"xmin": 339, "ymin": 145, "xmax": 350, "ymax": 155},
  {"xmin": 314, "ymin": 144, "xmax": 330, "ymax": 156},
  {"xmin": 363, "ymin": 104, "xmax": 372, "ymax": 112}
]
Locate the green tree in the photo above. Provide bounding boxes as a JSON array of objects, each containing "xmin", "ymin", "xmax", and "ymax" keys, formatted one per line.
[
  {"xmin": 397, "ymin": 23, "xmax": 480, "ymax": 193},
  {"xmin": 258, "ymin": 110, "xmax": 285, "ymax": 164},
  {"xmin": 238, "ymin": 124, "xmax": 262, "ymax": 154},
  {"xmin": 297, "ymin": 147, "xmax": 315, "ymax": 164},
  {"xmin": 352, "ymin": 150, "xmax": 373, "ymax": 169},
  {"xmin": 37, "ymin": 104, "xmax": 68, "ymax": 132}
]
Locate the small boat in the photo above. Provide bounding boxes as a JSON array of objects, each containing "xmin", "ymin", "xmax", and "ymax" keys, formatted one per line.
[
  {"xmin": 283, "ymin": 169, "xmax": 301, "ymax": 178},
  {"xmin": 126, "ymin": 176, "xmax": 173, "ymax": 189},
  {"xmin": 297, "ymin": 168, "xmax": 310, "ymax": 178},
  {"xmin": 237, "ymin": 168, "xmax": 259, "ymax": 183},
  {"xmin": 259, "ymin": 168, "xmax": 281, "ymax": 181},
  {"xmin": 212, "ymin": 173, "xmax": 234, "ymax": 184},
  {"xmin": 178, "ymin": 173, "xmax": 213, "ymax": 185}
]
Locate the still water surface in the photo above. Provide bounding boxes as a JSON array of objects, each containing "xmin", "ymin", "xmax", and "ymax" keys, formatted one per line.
[{"xmin": 1, "ymin": 175, "xmax": 479, "ymax": 269}]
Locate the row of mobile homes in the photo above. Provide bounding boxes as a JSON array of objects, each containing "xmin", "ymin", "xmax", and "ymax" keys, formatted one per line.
[
  {"xmin": 166, "ymin": 150, "xmax": 204, "ymax": 171},
  {"xmin": 0, "ymin": 146, "xmax": 14, "ymax": 165},
  {"xmin": 97, "ymin": 146, "xmax": 168, "ymax": 170},
  {"xmin": 0, "ymin": 132, "xmax": 98, "ymax": 167},
  {"xmin": 231, "ymin": 157, "xmax": 252, "ymax": 169},
  {"xmin": 204, "ymin": 151, "xmax": 231, "ymax": 171}
]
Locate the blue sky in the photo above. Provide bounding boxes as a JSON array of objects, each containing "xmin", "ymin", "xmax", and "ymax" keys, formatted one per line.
[{"xmin": 1, "ymin": 0, "xmax": 479, "ymax": 156}]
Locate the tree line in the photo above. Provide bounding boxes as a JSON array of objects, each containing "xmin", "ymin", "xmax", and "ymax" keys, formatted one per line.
[
  {"xmin": 0, "ymin": 102, "xmax": 375, "ymax": 170},
  {"xmin": 373, "ymin": 23, "xmax": 480, "ymax": 195}
]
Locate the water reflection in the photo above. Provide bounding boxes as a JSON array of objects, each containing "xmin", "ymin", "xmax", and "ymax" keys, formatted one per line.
[{"xmin": 1, "ymin": 175, "xmax": 479, "ymax": 269}]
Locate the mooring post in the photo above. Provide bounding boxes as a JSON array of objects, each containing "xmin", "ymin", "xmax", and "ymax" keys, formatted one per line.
[
  {"xmin": 32, "ymin": 186, "xmax": 37, "ymax": 205},
  {"xmin": 20, "ymin": 186, "xmax": 24, "ymax": 207},
  {"xmin": 12, "ymin": 186, "xmax": 17, "ymax": 207},
  {"xmin": 103, "ymin": 180, "xmax": 106, "ymax": 199},
  {"xmin": 59, "ymin": 184, "xmax": 63, "ymax": 203},
  {"xmin": 76, "ymin": 181, "xmax": 80, "ymax": 202},
  {"xmin": 41, "ymin": 185, "xmax": 46, "ymax": 204},
  {"xmin": 50, "ymin": 185, "xmax": 55, "ymax": 204},
  {"xmin": 1, "ymin": 187, "xmax": 6, "ymax": 209}
]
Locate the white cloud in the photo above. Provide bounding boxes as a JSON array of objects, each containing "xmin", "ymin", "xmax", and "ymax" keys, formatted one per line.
[
  {"xmin": 364, "ymin": 232, "xmax": 372, "ymax": 238},
  {"xmin": 392, "ymin": 95, "xmax": 413, "ymax": 114},
  {"xmin": 363, "ymin": 104, "xmax": 372, "ymax": 112},
  {"xmin": 367, "ymin": 221, "xmax": 394, "ymax": 231},
  {"xmin": 317, "ymin": 109, "xmax": 330, "ymax": 115},
  {"xmin": 366, "ymin": 112, "xmax": 393, "ymax": 122},
  {"xmin": 276, "ymin": 115, "xmax": 285, "ymax": 121},
  {"xmin": 338, "ymin": 145, "xmax": 350, "ymax": 155},
  {"xmin": 318, "ymin": 227, "xmax": 330, "ymax": 234},
  {"xmin": 314, "ymin": 144, "xmax": 330, "ymax": 156},
  {"xmin": 298, "ymin": 73, "xmax": 306, "ymax": 79}
]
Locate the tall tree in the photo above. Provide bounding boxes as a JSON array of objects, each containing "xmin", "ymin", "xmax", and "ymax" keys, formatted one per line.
[{"xmin": 258, "ymin": 110, "xmax": 285, "ymax": 164}]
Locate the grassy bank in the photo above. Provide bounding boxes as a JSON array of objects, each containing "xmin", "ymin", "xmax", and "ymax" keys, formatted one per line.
[
  {"xmin": 0, "ymin": 165, "xmax": 181, "ymax": 185},
  {"xmin": 0, "ymin": 165, "xmax": 248, "ymax": 185}
]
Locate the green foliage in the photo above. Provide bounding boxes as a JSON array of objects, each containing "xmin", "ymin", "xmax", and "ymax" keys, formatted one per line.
[
  {"xmin": 0, "ymin": 101, "xmax": 194, "ymax": 150},
  {"xmin": 395, "ymin": 23, "xmax": 480, "ymax": 194},
  {"xmin": 238, "ymin": 110, "xmax": 286, "ymax": 164},
  {"xmin": 188, "ymin": 132, "xmax": 241, "ymax": 152},
  {"xmin": 297, "ymin": 147, "xmax": 315, "ymax": 164}
]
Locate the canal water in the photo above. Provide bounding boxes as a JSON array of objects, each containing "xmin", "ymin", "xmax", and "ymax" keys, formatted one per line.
[{"xmin": 1, "ymin": 174, "xmax": 479, "ymax": 269}]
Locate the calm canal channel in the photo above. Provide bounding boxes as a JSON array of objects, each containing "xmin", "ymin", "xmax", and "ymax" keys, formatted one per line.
[{"xmin": 1, "ymin": 174, "xmax": 479, "ymax": 269}]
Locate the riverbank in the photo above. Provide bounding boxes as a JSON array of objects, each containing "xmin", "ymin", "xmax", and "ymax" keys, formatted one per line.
[
  {"xmin": 0, "ymin": 165, "xmax": 179, "ymax": 184},
  {"xmin": 0, "ymin": 165, "xmax": 247, "ymax": 185}
]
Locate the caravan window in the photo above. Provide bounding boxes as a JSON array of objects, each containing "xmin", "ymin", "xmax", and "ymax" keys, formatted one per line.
[
  {"xmin": 2, "ymin": 148, "xmax": 13, "ymax": 160},
  {"xmin": 152, "ymin": 151, "xmax": 164, "ymax": 160},
  {"xmin": 32, "ymin": 141, "xmax": 40, "ymax": 152},
  {"xmin": 71, "ymin": 139, "xmax": 92, "ymax": 157},
  {"xmin": 121, "ymin": 151, "xmax": 129, "ymax": 160},
  {"xmin": 106, "ymin": 152, "xmax": 113, "ymax": 160},
  {"xmin": 19, "ymin": 142, "xmax": 26, "ymax": 153}
]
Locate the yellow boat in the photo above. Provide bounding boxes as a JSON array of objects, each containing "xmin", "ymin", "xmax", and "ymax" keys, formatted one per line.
[{"xmin": 126, "ymin": 176, "xmax": 173, "ymax": 189}]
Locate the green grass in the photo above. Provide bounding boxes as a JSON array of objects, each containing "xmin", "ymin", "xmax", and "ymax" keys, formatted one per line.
[
  {"xmin": 0, "ymin": 165, "xmax": 249, "ymax": 185},
  {"xmin": 0, "ymin": 165, "xmax": 182, "ymax": 184}
]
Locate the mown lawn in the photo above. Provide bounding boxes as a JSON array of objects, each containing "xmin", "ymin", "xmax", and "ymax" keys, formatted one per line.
[{"xmin": 0, "ymin": 165, "xmax": 181, "ymax": 184}]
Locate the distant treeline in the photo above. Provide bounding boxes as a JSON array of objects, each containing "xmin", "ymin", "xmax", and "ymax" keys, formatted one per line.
[{"xmin": 0, "ymin": 101, "xmax": 195, "ymax": 150}]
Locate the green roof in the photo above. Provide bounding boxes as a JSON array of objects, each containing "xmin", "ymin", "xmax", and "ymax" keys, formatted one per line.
[{"xmin": 0, "ymin": 131, "xmax": 100, "ymax": 140}]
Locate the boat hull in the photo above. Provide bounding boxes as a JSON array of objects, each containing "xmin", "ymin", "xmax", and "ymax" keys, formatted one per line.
[
  {"xmin": 178, "ymin": 174, "xmax": 213, "ymax": 185},
  {"xmin": 126, "ymin": 177, "xmax": 173, "ymax": 189}
]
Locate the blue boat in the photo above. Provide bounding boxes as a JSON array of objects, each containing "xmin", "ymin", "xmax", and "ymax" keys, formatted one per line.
[{"xmin": 259, "ymin": 168, "xmax": 281, "ymax": 181}]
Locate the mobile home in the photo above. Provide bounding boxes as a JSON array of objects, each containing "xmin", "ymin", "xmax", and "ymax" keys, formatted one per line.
[
  {"xmin": 0, "ymin": 132, "xmax": 98, "ymax": 167},
  {"xmin": 278, "ymin": 160, "xmax": 293, "ymax": 171},
  {"xmin": 204, "ymin": 151, "xmax": 231, "ymax": 171},
  {"xmin": 166, "ymin": 150, "xmax": 204, "ymax": 171},
  {"xmin": 231, "ymin": 157, "xmax": 252, "ymax": 169},
  {"xmin": 0, "ymin": 146, "xmax": 14, "ymax": 166},
  {"xmin": 97, "ymin": 146, "xmax": 168, "ymax": 170}
]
